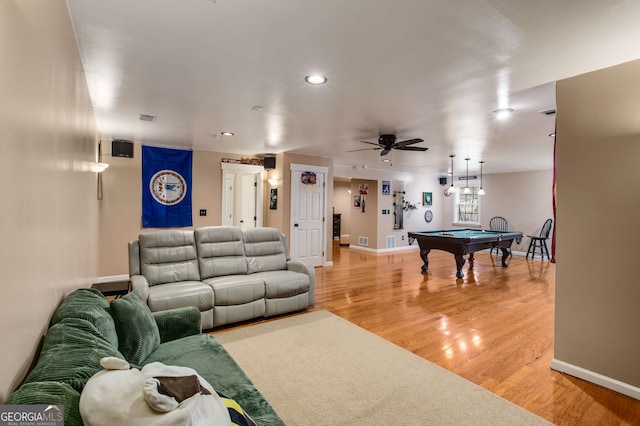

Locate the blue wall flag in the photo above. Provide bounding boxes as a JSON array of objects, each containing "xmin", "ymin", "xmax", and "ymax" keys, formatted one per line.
[{"xmin": 142, "ymin": 146, "xmax": 193, "ymax": 228}]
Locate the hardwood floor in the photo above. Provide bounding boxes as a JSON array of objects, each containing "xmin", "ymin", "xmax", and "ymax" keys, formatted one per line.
[{"xmin": 307, "ymin": 241, "xmax": 640, "ymax": 425}]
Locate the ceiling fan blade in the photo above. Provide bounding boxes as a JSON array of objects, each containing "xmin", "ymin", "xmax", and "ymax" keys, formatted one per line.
[
  {"xmin": 380, "ymin": 149, "xmax": 391, "ymax": 156},
  {"xmin": 394, "ymin": 138, "xmax": 424, "ymax": 147},
  {"xmin": 346, "ymin": 147, "xmax": 382, "ymax": 153},
  {"xmin": 395, "ymin": 146, "xmax": 429, "ymax": 152},
  {"xmin": 359, "ymin": 140, "xmax": 383, "ymax": 147}
]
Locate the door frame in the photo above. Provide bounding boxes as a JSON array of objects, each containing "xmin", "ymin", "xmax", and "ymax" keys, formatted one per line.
[
  {"xmin": 289, "ymin": 163, "xmax": 328, "ymax": 266},
  {"xmin": 221, "ymin": 163, "xmax": 265, "ymax": 227}
]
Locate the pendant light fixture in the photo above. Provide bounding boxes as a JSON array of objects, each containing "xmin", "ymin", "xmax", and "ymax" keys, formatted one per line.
[
  {"xmin": 448, "ymin": 155, "xmax": 456, "ymax": 193},
  {"xmin": 463, "ymin": 158, "xmax": 471, "ymax": 194},
  {"xmin": 478, "ymin": 161, "xmax": 485, "ymax": 195}
]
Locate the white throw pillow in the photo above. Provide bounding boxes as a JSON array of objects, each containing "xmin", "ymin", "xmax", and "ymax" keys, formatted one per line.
[{"xmin": 80, "ymin": 361, "xmax": 231, "ymax": 426}]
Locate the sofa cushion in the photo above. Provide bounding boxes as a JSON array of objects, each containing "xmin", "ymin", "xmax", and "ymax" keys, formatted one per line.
[
  {"xmin": 196, "ymin": 226, "xmax": 247, "ymax": 278},
  {"xmin": 5, "ymin": 381, "xmax": 82, "ymax": 426},
  {"xmin": 143, "ymin": 334, "xmax": 283, "ymax": 426},
  {"xmin": 139, "ymin": 230, "xmax": 200, "ymax": 286},
  {"xmin": 243, "ymin": 228, "xmax": 287, "ymax": 273},
  {"xmin": 252, "ymin": 271, "xmax": 310, "ymax": 298},
  {"xmin": 23, "ymin": 318, "xmax": 124, "ymax": 392},
  {"xmin": 111, "ymin": 291, "xmax": 161, "ymax": 365},
  {"xmin": 147, "ymin": 281, "xmax": 214, "ymax": 312},
  {"xmin": 51, "ymin": 288, "xmax": 118, "ymax": 348},
  {"xmin": 204, "ymin": 275, "xmax": 265, "ymax": 305}
]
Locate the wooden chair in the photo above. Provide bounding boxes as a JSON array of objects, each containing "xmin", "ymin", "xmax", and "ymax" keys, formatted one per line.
[
  {"xmin": 489, "ymin": 216, "xmax": 509, "ymax": 255},
  {"xmin": 526, "ymin": 218, "xmax": 553, "ymax": 260}
]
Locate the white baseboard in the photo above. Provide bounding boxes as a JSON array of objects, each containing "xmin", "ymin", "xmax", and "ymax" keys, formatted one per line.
[
  {"xmin": 96, "ymin": 274, "xmax": 129, "ymax": 283},
  {"xmin": 550, "ymin": 358, "xmax": 640, "ymax": 400},
  {"xmin": 324, "ymin": 261, "xmax": 334, "ymax": 267},
  {"xmin": 349, "ymin": 244, "xmax": 419, "ymax": 254}
]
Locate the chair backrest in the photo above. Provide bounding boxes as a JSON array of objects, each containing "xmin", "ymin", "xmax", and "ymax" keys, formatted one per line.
[
  {"xmin": 489, "ymin": 216, "xmax": 509, "ymax": 232},
  {"xmin": 539, "ymin": 218, "xmax": 553, "ymax": 239}
]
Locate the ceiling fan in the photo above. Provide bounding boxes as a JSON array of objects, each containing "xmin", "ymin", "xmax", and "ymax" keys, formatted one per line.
[{"xmin": 347, "ymin": 134, "xmax": 428, "ymax": 156}]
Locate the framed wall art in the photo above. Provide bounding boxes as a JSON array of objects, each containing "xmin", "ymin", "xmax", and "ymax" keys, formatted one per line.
[
  {"xmin": 422, "ymin": 192, "xmax": 433, "ymax": 206},
  {"xmin": 382, "ymin": 180, "xmax": 391, "ymax": 195}
]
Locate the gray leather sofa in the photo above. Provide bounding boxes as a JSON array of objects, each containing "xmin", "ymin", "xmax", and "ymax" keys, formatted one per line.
[{"xmin": 128, "ymin": 226, "xmax": 315, "ymax": 329}]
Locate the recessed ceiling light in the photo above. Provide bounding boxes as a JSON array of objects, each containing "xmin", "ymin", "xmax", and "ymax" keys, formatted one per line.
[
  {"xmin": 221, "ymin": 131, "xmax": 234, "ymax": 136},
  {"xmin": 492, "ymin": 108, "xmax": 514, "ymax": 119},
  {"xmin": 305, "ymin": 74, "xmax": 327, "ymax": 85}
]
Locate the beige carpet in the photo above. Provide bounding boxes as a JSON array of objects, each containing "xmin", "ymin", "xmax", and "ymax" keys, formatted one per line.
[{"xmin": 214, "ymin": 310, "xmax": 552, "ymax": 426}]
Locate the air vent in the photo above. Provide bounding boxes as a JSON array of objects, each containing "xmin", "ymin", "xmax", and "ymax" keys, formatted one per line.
[
  {"xmin": 358, "ymin": 236, "xmax": 369, "ymax": 246},
  {"xmin": 139, "ymin": 114, "xmax": 156, "ymax": 122},
  {"xmin": 386, "ymin": 235, "xmax": 396, "ymax": 249},
  {"xmin": 538, "ymin": 108, "xmax": 556, "ymax": 116}
]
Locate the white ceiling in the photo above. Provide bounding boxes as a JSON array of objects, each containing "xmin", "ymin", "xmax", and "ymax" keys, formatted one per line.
[{"xmin": 66, "ymin": 0, "xmax": 640, "ymax": 176}]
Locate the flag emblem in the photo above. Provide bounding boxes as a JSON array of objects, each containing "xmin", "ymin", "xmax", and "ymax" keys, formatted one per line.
[{"xmin": 150, "ymin": 170, "xmax": 187, "ymax": 205}]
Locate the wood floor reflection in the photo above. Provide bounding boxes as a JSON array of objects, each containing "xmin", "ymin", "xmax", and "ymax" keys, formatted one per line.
[{"xmin": 309, "ymin": 241, "xmax": 640, "ymax": 425}]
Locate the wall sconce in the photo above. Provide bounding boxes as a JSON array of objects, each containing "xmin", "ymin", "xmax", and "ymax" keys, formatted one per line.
[
  {"xmin": 96, "ymin": 140, "xmax": 109, "ymax": 200},
  {"xmin": 92, "ymin": 162, "xmax": 109, "ymax": 173}
]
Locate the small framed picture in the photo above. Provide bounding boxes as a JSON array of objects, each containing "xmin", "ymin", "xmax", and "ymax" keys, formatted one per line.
[
  {"xmin": 359, "ymin": 184, "xmax": 369, "ymax": 195},
  {"xmin": 423, "ymin": 192, "xmax": 433, "ymax": 206},
  {"xmin": 270, "ymin": 188, "xmax": 277, "ymax": 210},
  {"xmin": 353, "ymin": 195, "xmax": 361, "ymax": 208},
  {"xmin": 382, "ymin": 181, "xmax": 391, "ymax": 195}
]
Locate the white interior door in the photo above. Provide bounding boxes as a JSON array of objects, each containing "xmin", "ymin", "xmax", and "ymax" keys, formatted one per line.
[
  {"xmin": 222, "ymin": 175, "xmax": 235, "ymax": 226},
  {"xmin": 221, "ymin": 163, "xmax": 264, "ymax": 228},
  {"xmin": 290, "ymin": 164, "xmax": 327, "ymax": 267},
  {"xmin": 240, "ymin": 173, "xmax": 257, "ymax": 229}
]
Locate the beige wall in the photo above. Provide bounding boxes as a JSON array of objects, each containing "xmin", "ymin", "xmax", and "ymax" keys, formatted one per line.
[
  {"xmin": 440, "ymin": 170, "xmax": 554, "ymax": 253},
  {"xmin": 99, "ymin": 145, "xmax": 274, "ymax": 276},
  {"xmin": 99, "ymin": 149, "xmax": 335, "ymax": 276},
  {"xmin": 0, "ymin": 0, "xmax": 99, "ymax": 399},
  {"xmin": 350, "ymin": 179, "xmax": 379, "ymax": 249},
  {"xmin": 333, "ymin": 180, "xmax": 352, "ymax": 237},
  {"xmin": 555, "ymin": 59, "xmax": 640, "ymax": 388},
  {"xmin": 264, "ymin": 153, "xmax": 285, "ymax": 229}
]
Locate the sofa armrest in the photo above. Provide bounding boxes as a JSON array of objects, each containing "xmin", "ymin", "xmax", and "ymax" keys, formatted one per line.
[
  {"xmin": 152, "ymin": 306, "xmax": 202, "ymax": 343},
  {"xmin": 130, "ymin": 275, "xmax": 150, "ymax": 302},
  {"xmin": 287, "ymin": 260, "xmax": 316, "ymax": 306}
]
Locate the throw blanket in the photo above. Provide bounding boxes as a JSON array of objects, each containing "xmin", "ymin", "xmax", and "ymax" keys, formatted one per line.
[{"xmin": 80, "ymin": 360, "xmax": 231, "ymax": 425}]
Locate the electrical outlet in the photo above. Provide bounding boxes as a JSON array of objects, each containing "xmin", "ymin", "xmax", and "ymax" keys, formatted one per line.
[{"xmin": 199, "ymin": 209, "xmax": 207, "ymax": 216}]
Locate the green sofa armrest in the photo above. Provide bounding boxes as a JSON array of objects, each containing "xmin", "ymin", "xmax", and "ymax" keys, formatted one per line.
[{"xmin": 152, "ymin": 306, "xmax": 201, "ymax": 343}]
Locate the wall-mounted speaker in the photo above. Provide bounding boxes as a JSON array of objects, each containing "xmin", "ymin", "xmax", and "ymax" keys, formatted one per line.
[
  {"xmin": 439, "ymin": 177, "xmax": 447, "ymax": 186},
  {"xmin": 264, "ymin": 157, "xmax": 276, "ymax": 170},
  {"xmin": 112, "ymin": 139, "xmax": 134, "ymax": 158}
]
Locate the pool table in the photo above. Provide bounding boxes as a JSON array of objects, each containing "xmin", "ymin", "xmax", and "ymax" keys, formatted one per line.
[{"xmin": 407, "ymin": 228, "xmax": 523, "ymax": 278}]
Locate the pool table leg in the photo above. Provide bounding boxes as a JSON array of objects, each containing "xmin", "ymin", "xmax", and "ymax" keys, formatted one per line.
[
  {"xmin": 454, "ymin": 254, "xmax": 465, "ymax": 278},
  {"xmin": 500, "ymin": 248, "xmax": 511, "ymax": 267},
  {"xmin": 419, "ymin": 248, "xmax": 431, "ymax": 275}
]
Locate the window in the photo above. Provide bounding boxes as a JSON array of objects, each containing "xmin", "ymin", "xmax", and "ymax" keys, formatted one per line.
[{"xmin": 454, "ymin": 185, "xmax": 481, "ymax": 225}]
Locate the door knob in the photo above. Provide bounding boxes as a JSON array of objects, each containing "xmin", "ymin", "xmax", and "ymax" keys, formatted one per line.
[{"xmin": 294, "ymin": 223, "xmax": 299, "ymax": 227}]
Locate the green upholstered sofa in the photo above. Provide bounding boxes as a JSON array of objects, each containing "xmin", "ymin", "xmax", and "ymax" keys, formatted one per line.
[{"xmin": 5, "ymin": 288, "xmax": 284, "ymax": 425}]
